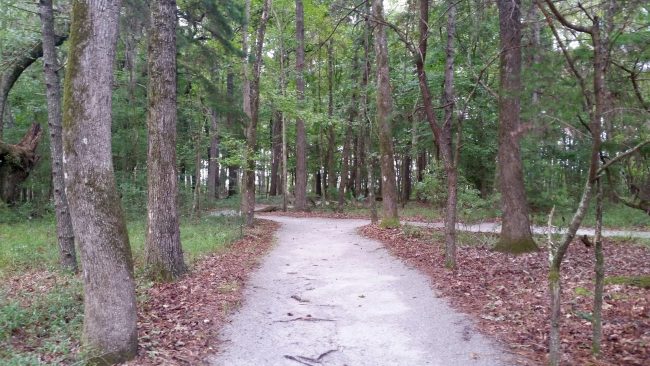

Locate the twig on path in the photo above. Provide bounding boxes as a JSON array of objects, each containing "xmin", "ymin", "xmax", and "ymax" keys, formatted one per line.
[
  {"xmin": 316, "ymin": 349, "xmax": 338, "ymax": 360},
  {"xmin": 284, "ymin": 355, "xmax": 316, "ymax": 366},
  {"xmin": 291, "ymin": 294, "xmax": 310, "ymax": 303},
  {"xmin": 273, "ymin": 316, "xmax": 335, "ymax": 323},
  {"xmin": 283, "ymin": 349, "xmax": 338, "ymax": 365}
]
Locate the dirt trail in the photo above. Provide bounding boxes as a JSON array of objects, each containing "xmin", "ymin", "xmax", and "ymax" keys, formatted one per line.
[{"xmin": 210, "ymin": 216, "xmax": 513, "ymax": 366}]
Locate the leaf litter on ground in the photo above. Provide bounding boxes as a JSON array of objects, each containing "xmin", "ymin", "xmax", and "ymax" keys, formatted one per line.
[{"xmin": 360, "ymin": 224, "xmax": 649, "ymax": 366}]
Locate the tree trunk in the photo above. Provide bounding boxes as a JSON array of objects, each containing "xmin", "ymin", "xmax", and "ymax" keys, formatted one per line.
[
  {"xmin": 1, "ymin": 35, "xmax": 66, "ymax": 139},
  {"xmin": 192, "ymin": 135, "xmax": 202, "ymax": 218},
  {"xmin": 592, "ymin": 178, "xmax": 604, "ymax": 355},
  {"xmin": 269, "ymin": 110, "xmax": 282, "ymax": 196},
  {"xmin": 228, "ymin": 166, "xmax": 238, "ymax": 196},
  {"xmin": 401, "ymin": 144, "xmax": 412, "ymax": 205},
  {"xmin": 62, "ymin": 0, "xmax": 137, "ymax": 362},
  {"xmin": 242, "ymin": 0, "xmax": 271, "ymax": 225},
  {"xmin": 207, "ymin": 107, "xmax": 220, "ymax": 200},
  {"xmin": 0, "ymin": 123, "xmax": 43, "ymax": 203},
  {"xmin": 414, "ymin": 0, "xmax": 459, "ymax": 268},
  {"xmin": 294, "ymin": 0, "xmax": 308, "ymax": 211},
  {"xmin": 443, "ymin": 1, "xmax": 458, "ymax": 269},
  {"xmin": 145, "ymin": 0, "xmax": 186, "ymax": 281},
  {"xmin": 338, "ymin": 122, "xmax": 353, "ymax": 210},
  {"xmin": 541, "ymin": 2, "xmax": 606, "ymax": 362},
  {"xmin": 372, "ymin": 0, "xmax": 399, "ymax": 227},
  {"xmin": 39, "ymin": 0, "xmax": 77, "ymax": 272},
  {"xmin": 494, "ymin": 0, "xmax": 537, "ymax": 253},
  {"xmin": 326, "ymin": 40, "xmax": 337, "ymax": 200}
]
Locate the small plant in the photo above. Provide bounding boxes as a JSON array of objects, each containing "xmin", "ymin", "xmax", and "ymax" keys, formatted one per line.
[{"xmin": 402, "ymin": 224, "xmax": 427, "ymax": 239}]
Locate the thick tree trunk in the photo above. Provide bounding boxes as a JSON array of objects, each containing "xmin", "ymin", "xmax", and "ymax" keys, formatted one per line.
[
  {"xmin": 494, "ymin": 0, "xmax": 537, "ymax": 253},
  {"xmin": 0, "ymin": 123, "xmax": 43, "ymax": 203},
  {"xmin": 39, "ymin": 0, "xmax": 77, "ymax": 272},
  {"xmin": 0, "ymin": 35, "xmax": 66, "ymax": 139},
  {"xmin": 145, "ymin": 0, "xmax": 186, "ymax": 281},
  {"xmin": 372, "ymin": 0, "xmax": 399, "ymax": 226},
  {"xmin": 62, "ymin": 0, "xmax": 137, "ymax": 362},
  {"xmin": 294, "ymin": 0, "xmax": 308, "ymax": 210}
]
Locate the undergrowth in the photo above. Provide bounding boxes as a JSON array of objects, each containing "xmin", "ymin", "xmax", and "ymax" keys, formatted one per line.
[{"xmin": 0, "ymin": 214, "xmax": 241, "ymax": 365}]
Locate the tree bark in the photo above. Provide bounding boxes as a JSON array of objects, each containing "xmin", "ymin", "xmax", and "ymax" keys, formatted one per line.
[
  {"xmin": 39, "ymin": 0, "xmax": 77, "ymax": 272},
  {"xmin": 494, "ymin": 0, "xmax": 537, "ymax": 253},
  {"xmin": 294, "ymin": 0, "xmax": 308, "ymax": 211},
  {"xmin": 0, "ymin": 123, "xmax": 43, "ymax": 203},
  {"xmin": 62, "ymin": 0, "xmax": 137, "ymax": 362},
  {"xmin": 0, "ymin": 35, "xmax": 66, "ymax": 139},
  {"xmin": 372, "ymin": 0, "xmax": 399, "ymax": 227},
  {"xmin": 145, "ymin": 0, "xmax": 186, "ymax": 281}
]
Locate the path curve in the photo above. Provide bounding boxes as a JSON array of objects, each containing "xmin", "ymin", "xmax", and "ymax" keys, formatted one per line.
[{"xmin": 210, "ymin": 216, "xmax": 512, "ymax": 366}]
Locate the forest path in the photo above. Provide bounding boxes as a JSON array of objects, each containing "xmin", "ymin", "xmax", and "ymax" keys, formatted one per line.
[
  {"xmin": 209, "ymin": 216, "xmax": 511, "ymax": 366},
  {"xmin": 405, "ymin": 221, "xmax": 650, "ymax": 239}
]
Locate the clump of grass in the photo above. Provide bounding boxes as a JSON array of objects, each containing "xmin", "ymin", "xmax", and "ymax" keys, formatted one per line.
[
  {"xmin": 401, "ymin": 224, "xmax": 429, "ymax": 239},
  {"xmin": 605, "ymin": 275, "xmax": 650, "ymax": 289}
]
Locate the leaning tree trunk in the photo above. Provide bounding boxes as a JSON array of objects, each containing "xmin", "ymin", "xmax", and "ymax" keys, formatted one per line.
[
  {"xmin": 372, "ymin": 0, "xmax": 399, "ymax": 227},
  {"xmin": 0, "ymin": 35, "xmax": 66, "ymax": 139},
  {"xmin": 0, "ymin": 123, "xmax": 42, "ymax": 203},
  {"xmin": 62, "ymin": 0, "xmax": 137, "ymax": 362},
  {"xmin": 494, "ymin": 0, "xmax": 537, "ymax": 253},
  {"xmin": 145, "ymin": 0, "xmax": 186, "ymax": 281},
  {"xmin": 39, "ymin": 0, "xmax": 77, "ymax": 272},
  {"xmin": 294, "ymin": 0, "xmax": 308, "ymax": 211}
]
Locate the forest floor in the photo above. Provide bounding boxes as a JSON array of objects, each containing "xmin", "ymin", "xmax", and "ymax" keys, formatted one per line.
[
  {"xmin": 210, "ymin": 216, "xmax": 515, "ymax": 366},
  {"xmin": 360, "ymin": 224, "xmax": 649, "ymax": 365},
  {"xmin": 128, "ymin": 219, "xmax": 279, "ymax": 365}
]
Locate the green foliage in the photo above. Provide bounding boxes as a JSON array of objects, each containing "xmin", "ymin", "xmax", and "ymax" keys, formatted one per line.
[{"xmin": 413, "ymin": 166, "xmax": 498, "ymax": 222}]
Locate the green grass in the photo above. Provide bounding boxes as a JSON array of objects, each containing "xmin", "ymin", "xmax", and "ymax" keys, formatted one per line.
[
  {"xmin": 0, "ymin": 213, "xmax": 242, "ymax": 365},
  {"xmin": 0, "ymin": 215, "xmax": 242, "ymax": 278},
  {"xmin": 531, "ymin": 203, "xmax": 649, "ymax": 230}
]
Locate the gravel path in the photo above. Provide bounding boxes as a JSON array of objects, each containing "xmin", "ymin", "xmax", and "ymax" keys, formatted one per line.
[{"xmin": 210, "ymin": 216, "xmax": 512, "ymax": 366}]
